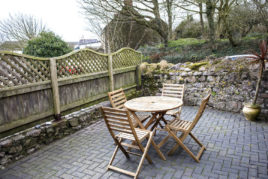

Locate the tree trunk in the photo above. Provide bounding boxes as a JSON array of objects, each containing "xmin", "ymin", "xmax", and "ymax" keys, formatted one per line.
[
  {"xmin": 166, "ymin": 0, "xmax": 173, "ymax": 40},
  {"xmin": 164, "ymin": 36, "xmax": 168, "ymax": 47},
  {"xmin": 198, "ymin": 2, "xmax": 205, "ymax": 37},
  {"xmin": 253, "ymin": 61, "xmax": 264, "ymax": 105},
  {"xmin": 223, "ymin": 16, "xmax": 238, "ymax": 47},
  {"xmin": 206, "ymin": 0, "xmax": 216, "ymax": 50}
]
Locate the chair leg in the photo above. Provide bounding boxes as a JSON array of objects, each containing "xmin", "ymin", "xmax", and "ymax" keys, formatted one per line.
[
  {"xmin": 151, "ymin": 139, "xmax": 166, "ymax": 160},
  {"xmin": 135, "ymin": 132, "xmax": 154, "ymax": 178},
  {"xmin": 108, "ymin": 144, "xmax": 120, "ymax": 169},
  {"xmin": 166, "ymin": 128, "xmax": 200, "ymax": 162},
  {"xmin": 189, "ymin": 132, "xmax": 205, "ymax": 148},
  {"xmin": 136, "ymin": 138, "xmax": 153, "ymax": 164},
  {"xmin": 167, "ymin": 132, "xmax": 187, "ymax": 155},
  {"xmin": 108, "ymin": 138, "xmax": 129, "ymax": 170}
]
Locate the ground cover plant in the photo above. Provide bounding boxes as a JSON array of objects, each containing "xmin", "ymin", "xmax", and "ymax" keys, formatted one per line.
[{"xmin": 139, "ymin": 33, "xmax": 268, "ymax": 64}]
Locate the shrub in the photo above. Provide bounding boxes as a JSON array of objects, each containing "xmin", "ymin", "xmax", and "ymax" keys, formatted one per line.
[
  {"xmin": 174, "ymin": 16, "xmax": 203, "ymax": 39},
  {"xmin": 23, "ymin": 31, "xmax": 72, "ymax": 57}
]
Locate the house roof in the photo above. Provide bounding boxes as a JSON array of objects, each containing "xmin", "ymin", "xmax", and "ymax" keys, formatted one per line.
[{"xmin": 79, "ymin": 39, "xmax": 99, "ymax": 45}]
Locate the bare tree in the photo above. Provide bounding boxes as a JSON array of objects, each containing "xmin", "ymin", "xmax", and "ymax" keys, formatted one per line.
[
  {"xmin": 253, "ymin": 0, "xmax": 268, "ymax": 32},
  {"xmin": 0, "ymin": 13, "xmax": 46, "ymax": 48},
  {"xmin": 79, "ymin": 0, "xmax": 173, "ymax": 47}
]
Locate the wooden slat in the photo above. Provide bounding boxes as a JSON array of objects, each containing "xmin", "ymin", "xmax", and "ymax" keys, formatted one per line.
[
  {"xmin": 0, "ymin": 75, "xmax": 12, "ymax": 87},
  {"xmin": 110, "ymin": 127, "xmax": 132, "ymax": 134},
  {"xmin": 108, "ymin": 165, "xmax": 136, "ymax": 177},
  {"xmin": 0, "ymin": 68, "xmax": 18, "ymax": 86},
  {"xmin": 109, "ymin": 124, "xmax": 131, "ymax": 131},
  {"xmin": 3, "ymin": 56, "xmax": 34, "ymax": 83},
  {"xmin": 126, "ymin": 151, "xmax": 142, "ymax": 156},
  {"xmin": 105, "ymin": 115, "xmax": 128, "ymax": 122},
  {"xmin": 110, "ymin": 92, "xmax": 125, "ymax": 99},
  {"xmin": 106, "ymin": 119, "xmax": 129, "ymax": 126},
  {"xmin": 113, "ymin": 100, "xmax": 125, "ymax": 107},
  {"xmin": 112, "ymin": 95, "xmax": 126, "ymax": 103},
  {"xmin": 104, "ymin": 111, "xmax": 128, "ymax": 118},
  {"xmin": 102, "ymin": 107, "xmax": 127, "ymax": 114},
  {"xmin": 121, "ymin": 142, "xmax": 140, "ymax": 150},
  {"xmin": 21, "ymin": 57, "xmax": 47, "ymax": 81}
]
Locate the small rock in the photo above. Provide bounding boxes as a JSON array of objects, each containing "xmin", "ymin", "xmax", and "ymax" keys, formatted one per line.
[
  {"xmin": 184, "ymin": 68, "xmax": 191, "ymax": 72},
  {"xmin": 9, "ymin": 145, "xmax": 22, "ymax": 154},
  {"xmin": 193, "ymin": 72, "xmax": 202, "ymax": 76},
  {"xmin": 69, "ymin": 118, "xmax": 79, "ymax": 127},
  {"xmin": 27, "ymin": 148, "xmax": 35, "ymax": 154},
  {"xmin": 46, "ymin": 127, "xmax": 54, "ymax": 134},
  {"xmin": 0, "ymin": 152, "xmax": 5, "ymax": 158},
  {"xmin": 199, "ymin": 66, "xmax": 206, "ymax": 71},
  {"xmin": 0, "ymin": 156, "xmax": 11, "ymax": 165},
  {"xmin": 13, "ymin": 135, "xmax": 25, "ymax": 143},
  {"xmin": 0, "ymin": 140, "xmax": 12, "ymax": 148},
  {"xmin": 207, "ymin": 76, "xmax": 215, "ymax": 82},
  {"xmin": 26, "ymin": 129, "xmax": 41, "ymax": 137},
  {"xmin": 181, "ymin": 72, "xmax": 187, "ymax": 77},
  {"xmin": 199, "ymin": 76, "xmax": 206, "ymax": 82}
]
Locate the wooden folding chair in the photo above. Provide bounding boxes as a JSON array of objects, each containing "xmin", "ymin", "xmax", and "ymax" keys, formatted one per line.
[
  {"xmin": 101, "ymin": 107, "xmax": 165, "ymax": 179},
  {"xmin": 158, "ymin": 94, "xmax": 211, "ymax": 162},
  {"xmin": 162, "ymin": 83, "xmax": 185, "ymax": 120},
  {"xmin": 108, "ymin": 88, "xmax": 150, "ymax": 127}
]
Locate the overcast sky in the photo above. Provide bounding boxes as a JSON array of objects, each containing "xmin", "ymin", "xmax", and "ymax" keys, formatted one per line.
[{"xmin": 0, "ymin": 0, "xmax": 97, "ymax": 42}]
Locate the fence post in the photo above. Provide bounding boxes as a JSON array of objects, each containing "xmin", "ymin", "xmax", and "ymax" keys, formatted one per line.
[
  {"xmin": 136, "ymin": 53, "xmax": 142, "ymax": 89},
  {"xmin": 49, "ymin": 58, "xmax": 61, "ymax": 121},
  {"xmin": 136, "ymin": 65, "xmax": 142, "ymax": 89},
  {"xmin": 108, "ymin": 53, "xmax": 114, "ymax": 91}
]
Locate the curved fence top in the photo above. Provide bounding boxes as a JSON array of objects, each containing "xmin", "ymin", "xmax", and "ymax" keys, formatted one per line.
[{"xmin": 0, "ymin": 47, "xmax": 141, "ymax": 90}]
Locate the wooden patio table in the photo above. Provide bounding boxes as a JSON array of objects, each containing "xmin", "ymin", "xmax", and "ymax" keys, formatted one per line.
[{"xmin": 124, "ymin": 96, "xmax": 183, "ymax": 131}]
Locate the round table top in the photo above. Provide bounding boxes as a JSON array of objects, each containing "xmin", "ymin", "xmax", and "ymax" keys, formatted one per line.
[{"xmin": 124, "ymin": 96, "xmax": 183, "ymax": 112}]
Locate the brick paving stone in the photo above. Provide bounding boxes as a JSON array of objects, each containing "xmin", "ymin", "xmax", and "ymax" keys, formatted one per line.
[{"xmin": 0, "ymin": 106, "xmax": 267, "ymax": 179}]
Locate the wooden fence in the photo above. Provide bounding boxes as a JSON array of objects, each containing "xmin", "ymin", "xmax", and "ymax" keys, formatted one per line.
[{"xmin": 0, "ymin": 48, "xmax": 141, "ymax": 133}]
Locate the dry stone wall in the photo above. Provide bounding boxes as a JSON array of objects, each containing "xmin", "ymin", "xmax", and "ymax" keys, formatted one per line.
[
  {"xmin": 0, "ymin": 101, "xmax": 110, "ymax": 167},
  {"xmin": 141, "ymin": 58, "xmax": 268, "ymax": 120}
]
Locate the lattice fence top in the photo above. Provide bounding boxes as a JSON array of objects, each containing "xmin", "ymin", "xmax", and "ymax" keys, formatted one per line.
[
  {"xmin": 0, "ymin": 52, "xmax": 50, "ymax": 89},
  {"xmin": 112, "ymin": 48, "xmax": 141, "ymax": 69},
  {"xmin": 0, "ymin": 48, "xmax": 141, "ymax": 90},
  {"xmin": 55, "ymin": 49, "xmax": 108, "ymax": 78}
]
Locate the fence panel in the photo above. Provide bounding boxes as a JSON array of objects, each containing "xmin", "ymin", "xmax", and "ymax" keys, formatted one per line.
[{"xmin": 0, "ymin": 48, "xmax": 141, "ymax": 134}]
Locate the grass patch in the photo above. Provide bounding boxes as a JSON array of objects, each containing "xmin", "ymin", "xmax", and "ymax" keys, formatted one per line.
[
  {"xmin": 168, "ymin": 38, "xmax": 206, "ymax": 47},
  {"xmin": 186, "ymin": 61, "xmax": 209, "ymax": 70}
]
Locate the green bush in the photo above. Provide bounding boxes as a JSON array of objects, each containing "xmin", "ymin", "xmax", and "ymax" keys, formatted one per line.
[
  {"xmin": 174, "ymin": 16, "xmax": 203, "ymax": 39},
  {"xmin": 23, "ymin": 31, "xmax": 72, "ymax": 57}
]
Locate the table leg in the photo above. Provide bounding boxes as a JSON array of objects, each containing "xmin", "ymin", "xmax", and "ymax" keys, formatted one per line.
[
  {"xmin": 144, "ymin": 113, "xmax": 157, "ymax": 129},
  {"xmin": 150, "ymin": 112, "xmax": 168, "ymax": 131},
  {"xmin": 129, "ymin": 111, "xmax": 146, "ymax": 129}
]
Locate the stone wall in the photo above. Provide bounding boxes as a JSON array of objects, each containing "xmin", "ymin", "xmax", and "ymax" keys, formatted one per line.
[
  {"xmin": 141, "ymin": 58, "xmax": 268, "ymax": 120},
  {"xmin": 0, "ymin": 101, "xmax": 110, "ymax": 167}
]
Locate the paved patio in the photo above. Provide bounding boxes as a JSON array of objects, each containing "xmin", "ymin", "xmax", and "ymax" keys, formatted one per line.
[{"xmin": 0, "ymin": 106, "xmax": 267, "ymax": 179}]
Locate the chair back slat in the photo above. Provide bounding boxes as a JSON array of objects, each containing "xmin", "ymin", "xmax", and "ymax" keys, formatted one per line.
[
  {"xmin": 162, "ymin": 83, "xmax": 184, "ymax": 99},
  {"xmin": 108, "ymin": 88, "xmax": 127, "ymax": 109},
  {"xmin": 101, "ymin": 107, "xmax": 138, "ymax": 138},
  {"xmin": 189, "ymin": 94, "xmax": 211, "ymax": 131}
]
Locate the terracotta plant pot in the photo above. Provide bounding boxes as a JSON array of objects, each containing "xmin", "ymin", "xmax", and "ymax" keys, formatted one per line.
[{"xmin": 242, "ymin": 104, "xmax": 261, "ymax": 121}]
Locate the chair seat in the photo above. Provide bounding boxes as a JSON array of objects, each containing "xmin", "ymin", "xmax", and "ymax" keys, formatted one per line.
[
  {"xmin": 169, "ymin": 119, "xmax": 192, "ymax": 131},
  {"xmin": 166, "ymin": 108, "xmax": 181, "ymax": 116},
  {"xmin": 116, "ymin": 128, "xmax": 150, "ymax": 141},
  {"xmin": 130, "ymin": 113, "xmax": 150, "ymax": 127}
]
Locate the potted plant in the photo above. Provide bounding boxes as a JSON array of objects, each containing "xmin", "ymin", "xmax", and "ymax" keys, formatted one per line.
[{"xmin": 242, "ymin": 40, "xmax": 267, "ymax": 121}]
